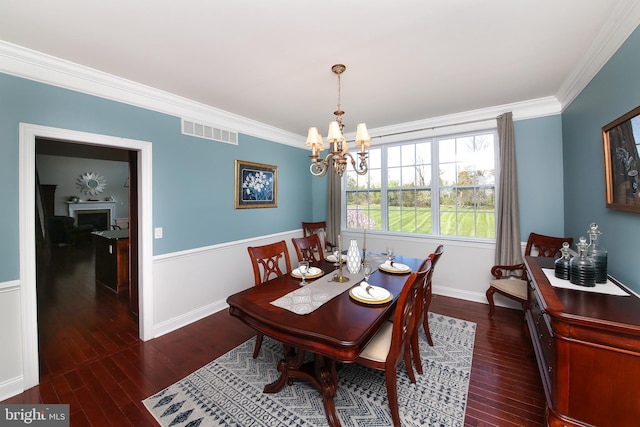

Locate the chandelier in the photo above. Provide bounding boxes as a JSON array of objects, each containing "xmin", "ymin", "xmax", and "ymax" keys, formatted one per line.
[{"xmin": 306, "ymin": 64, "xmax": 371, "ymax": 177}]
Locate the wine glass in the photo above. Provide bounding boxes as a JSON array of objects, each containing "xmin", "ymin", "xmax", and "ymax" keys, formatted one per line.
[
  {"xmin": 332, "ymin": 247, "xmax": 341, "ymax": 267},
  {"xmin": 363, "ymin": 263, "xmax": 373, "ymax": 283},
  {"xmin": 386, "ymin": 246, "xmax": 395, "ymax": 261},
  {"xmin": 298, "ymin": 261, "xmax": 309, "ymax": 286}
]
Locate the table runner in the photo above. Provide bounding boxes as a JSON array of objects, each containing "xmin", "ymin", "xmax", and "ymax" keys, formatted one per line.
[
  {"xmin": 270, "ymin": 269, "xmax": 364, "ymax": 315},
  {"xmin": 542, "ymin": 268, "xmax": 628, "ymax": 296},
  {"xmin": 271, "ymin": 252, "xmax": 399, "ymax": 315}
]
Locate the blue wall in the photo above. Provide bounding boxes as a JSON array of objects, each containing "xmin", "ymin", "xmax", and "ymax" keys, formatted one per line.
[
  {"xmin": 0, "ymin": 71, "xmax": 572, "ymax": 283},
  {"xmin": 5, "ymin": 28, "xmax": 637, "ymax": 292},
  {"xmin": 515, "ymin": 115, "xmax": 566, "ymax": 241},
  {"xmin": 0, "ymin": 73, "xmax": 313, "ymax": 282},
  {"xmin": 562, "ymin": 26, "xmax": 640, "ymax": 292}
]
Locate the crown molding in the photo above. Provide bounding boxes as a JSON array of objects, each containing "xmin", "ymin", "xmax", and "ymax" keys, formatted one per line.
[
  {"xmin": 0, "ymin": 40, "xmax": 304, "ymax": 147},
  {"xmin": 2, "ymin": 2, "xmax": 638, "ymax": 151},
  {"xmin": 0, "ymin": 38, "xmax": 559, "ymax": 147},
  {"xmin": 556, "ymin": 0, "xmax": 640, "ymax": 110},
  {"xmin": 358, "ymin": 96, "xmax": 562, "ymax": 144}
]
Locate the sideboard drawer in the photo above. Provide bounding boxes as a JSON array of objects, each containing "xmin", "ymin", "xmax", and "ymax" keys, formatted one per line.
[{"xmin": 528, "ymin": 284, "xmax": 554, "ymax": 395}]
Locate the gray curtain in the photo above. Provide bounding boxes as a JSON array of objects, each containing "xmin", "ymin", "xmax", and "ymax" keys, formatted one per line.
[
  {"xmin": 495, "ymin": 112, "xmax": 522, "ymax": 266},
  {"xmin": 326, "ymin": 171, "xmax": 341, "ymax": 250}
]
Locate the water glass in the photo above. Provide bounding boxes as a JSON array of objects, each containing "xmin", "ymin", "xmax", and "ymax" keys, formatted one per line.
[
  {"xmin": 298, "ymin": 261, "xmax": 309, "ymax": 286},
  {"xmin": 363, "ymin": 263, "xmax": 373, "ymax": 283},
  {"xmin": 386, "ymin": 246, "xmax": 395, "ymax": 261},
  {"xmin": 332, "ymin": 248, "xmax": 341, "ymax": 266}
]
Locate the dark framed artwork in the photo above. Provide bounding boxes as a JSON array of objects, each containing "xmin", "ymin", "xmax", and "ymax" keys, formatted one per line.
[
  {"xmin": 235, "ymin": 160, "xmax": 278, "ymax": 209},
  {"xmin": 602, "ymin": 105, "xmax": 640, "ymax": 212}
]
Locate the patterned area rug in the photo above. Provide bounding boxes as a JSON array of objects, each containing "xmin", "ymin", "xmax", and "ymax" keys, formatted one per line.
[{"xmin": 143, "ymin": 313, "xmax": 476, "ymax": 427}]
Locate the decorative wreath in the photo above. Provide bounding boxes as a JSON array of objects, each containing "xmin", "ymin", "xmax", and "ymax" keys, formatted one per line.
[{"xmin": 76, "ymin": 172, "xmax": 107, "ymax": 196}]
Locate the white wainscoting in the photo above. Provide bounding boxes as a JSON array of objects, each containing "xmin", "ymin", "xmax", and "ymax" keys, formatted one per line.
[
  {"xmin": 151, "ymin": 230, "xmax": 521, "ymax": 339},
  {"xmin": 0, "ymin": 281, "xmax": 24, "ymax": 401},
  {"xmin": 0, "ymin": 231, "xmax": 519, "ymax": 400},
  {"xmin": 151, "ymin": 229, "xmax": 302, "ymax": 338},
  {"xmin": 340, "ymin": 231, "xmax": 523, "ymax": 311}
]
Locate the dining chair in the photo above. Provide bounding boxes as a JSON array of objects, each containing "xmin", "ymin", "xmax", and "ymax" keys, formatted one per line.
[
  {"xmin": 301, "ymin": 221, "xmax": 333, "ymax": 252},
  {"xmin": 355, "ymin": 260, "xmax": 432, "ymax": 427},
  {"xmin": 291, "ymin": 234, "xmax": 325, "ymax": 262},
  {"xmin": 409, "ymin": 244, "xmax": 444, "ymax": 376},
  {"xmin": 486, "ymin": 232, "xmax": 572, "ymax": 316},
  {"xmin": 247, "ymin": 240, "xmax": 292, "ymax": 358}
]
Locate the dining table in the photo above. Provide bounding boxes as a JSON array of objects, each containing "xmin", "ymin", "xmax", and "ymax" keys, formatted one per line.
[{"xmin": 226, "ymin": 253, "xmax": 424, "ymax": 427}]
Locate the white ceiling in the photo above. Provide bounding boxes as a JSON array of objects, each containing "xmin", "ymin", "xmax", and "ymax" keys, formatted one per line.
[{"xmin": 1, "ymin": 0, "xmax": 639, "ymax": 139}]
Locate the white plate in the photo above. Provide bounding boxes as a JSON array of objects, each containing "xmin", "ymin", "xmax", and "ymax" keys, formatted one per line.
[
  {"xmin": 379, "ymin": 262, "xmax": 411, "ymax": 274},
  {"xmin": 325, "ymin": 254, "xmax": 347, "ymax": 262},
  {"xmin": 349, "ymin": 285, "xmax": 392, "ymax": 304},
  {"xmin": 291, "ymin": 266, "xmax": 324, "ymax": 279}
]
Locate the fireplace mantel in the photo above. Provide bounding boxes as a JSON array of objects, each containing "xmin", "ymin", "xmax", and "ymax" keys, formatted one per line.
[{"xmin": 68, "ymin": 201, "xmax": 116, "ymax": 229}]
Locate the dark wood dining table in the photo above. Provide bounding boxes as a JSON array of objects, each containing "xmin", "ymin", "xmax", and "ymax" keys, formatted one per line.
[{"xmin": 226, "ymin": 254, "xmax": 423, "ymax": 427}]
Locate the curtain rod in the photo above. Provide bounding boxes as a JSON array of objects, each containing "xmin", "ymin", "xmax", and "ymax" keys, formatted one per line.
[{"xmin": 369, "ymin": 116, "xmax": 499, "ymax": 140}]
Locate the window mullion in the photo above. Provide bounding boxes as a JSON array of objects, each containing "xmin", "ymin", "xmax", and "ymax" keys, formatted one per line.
[
  {"xmin": 432, "ymin": 137, "xmax": 440, "ymax": 235},
  {"xmin": 381, "ymin": 145, "xmax": 389, "ymax": 231}
]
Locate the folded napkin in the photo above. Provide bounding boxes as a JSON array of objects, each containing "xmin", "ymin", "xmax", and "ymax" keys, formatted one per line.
[
  {"xmin": 382, "ymin": 260, "xmax": 403, "ymax": 271},
  {"xmin": 360, "ymin": 281, "xmax": 385, "ymax": 299},
  {"xmin": 326, "ymin": 254, "xmax": 347, "ymax": 262}
]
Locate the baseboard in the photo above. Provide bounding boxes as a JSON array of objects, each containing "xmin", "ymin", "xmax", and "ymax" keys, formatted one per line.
[
  {"xmin": 152, "ymin": 300, "xmax": 229, "ymax": 338},
  {"xmin": 433, "ymin": 284, "xmax": 522, "ymax": 310},
  {"xmin": 0, "ymin": 375, "xmax": 23, "ymax": 402},
  {"xmin": 153, "ymin": 285, "xmax": 518, "ymax": 339}
]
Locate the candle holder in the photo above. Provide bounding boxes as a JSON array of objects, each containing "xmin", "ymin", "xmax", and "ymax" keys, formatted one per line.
[
  {"xmin": 334, "ymin": 254, "xmax": 350, "ymax": 282},
  {"xmin": 333, "ymin": 234, "xmax": 349, "ymax": 283}
]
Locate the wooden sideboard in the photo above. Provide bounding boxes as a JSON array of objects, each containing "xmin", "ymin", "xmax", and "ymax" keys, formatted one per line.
[{"xmin": 524, "ymin": 256, "xmax": 640, "ymax": 427}]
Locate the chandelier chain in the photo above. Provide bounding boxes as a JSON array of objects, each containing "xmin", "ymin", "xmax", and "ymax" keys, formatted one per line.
[{"xmin": 334, "ymin": 66, "xmax": 344, "ymax": 131}]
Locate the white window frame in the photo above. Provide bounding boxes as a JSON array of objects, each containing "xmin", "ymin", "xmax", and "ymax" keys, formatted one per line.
[{"xmin": 343, "ymin": 128, "xmax": 499, "ymax": 241}]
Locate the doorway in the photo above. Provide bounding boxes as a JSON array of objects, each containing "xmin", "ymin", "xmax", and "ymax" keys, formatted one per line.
[
  {"xmin": 35, "ymin": 138, "xmax": 138, "ymax": 377},
  {"xmin": 19, "ymin": 123, "xmax": 153, "ymax": 389}
]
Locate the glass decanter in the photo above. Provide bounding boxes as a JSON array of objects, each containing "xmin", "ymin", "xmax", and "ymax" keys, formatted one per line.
[
  {"xmin": 570, "ymin": 236, "xmax": 596, "ymax": 287},
  {"xmin": 587, "ymin": 223, "xmax": 608, "ymax": 284},
  {"xmin": 554, "ymin": 241, "xmax": 572, "ymax": 280}
]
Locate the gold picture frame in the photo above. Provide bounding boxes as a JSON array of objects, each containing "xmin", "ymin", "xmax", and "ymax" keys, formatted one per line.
[
  {"xmin": 602, "ymin": 105, "xmax": 640, "ymax": 212},
  {"xmin": 235, "ymin": 160, "xmax": 278, "ymax": 209}
]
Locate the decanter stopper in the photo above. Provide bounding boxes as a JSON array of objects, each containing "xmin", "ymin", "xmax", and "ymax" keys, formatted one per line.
[
  {"xmin": 570, "ymin": 236, "xmax": 596, "ymax": 287},
  {"xmin": 554, "ymin": 241, "xmax": 572, "ymax": 280},
  {"xmin": 587, "ymin": 222, "xmax": 608, "ymax": 284}
]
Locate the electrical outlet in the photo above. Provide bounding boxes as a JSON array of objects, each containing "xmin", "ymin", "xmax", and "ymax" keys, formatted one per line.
[{"xmin": 154, "ymin": 227, "xmax": 163, "ymax": 239}]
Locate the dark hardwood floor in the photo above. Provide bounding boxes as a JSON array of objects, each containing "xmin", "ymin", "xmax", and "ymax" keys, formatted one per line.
[{"xmin": 3, "ymin": 243, "xmax": 546, "ymax": 426}]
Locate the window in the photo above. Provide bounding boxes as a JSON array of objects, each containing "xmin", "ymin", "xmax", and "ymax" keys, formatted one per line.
[{"xmin": 345, "ymin": 129, "xmax": 497, "ymax": 239}]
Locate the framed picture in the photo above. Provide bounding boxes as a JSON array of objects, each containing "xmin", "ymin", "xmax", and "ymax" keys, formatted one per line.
[
  {"xmin": 602, "ymin": 105, "xmax": 640, "ymax": 212},
  {"xmin": 235, "ymin": 160, "xmax": 278, "ymax": 209}
]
